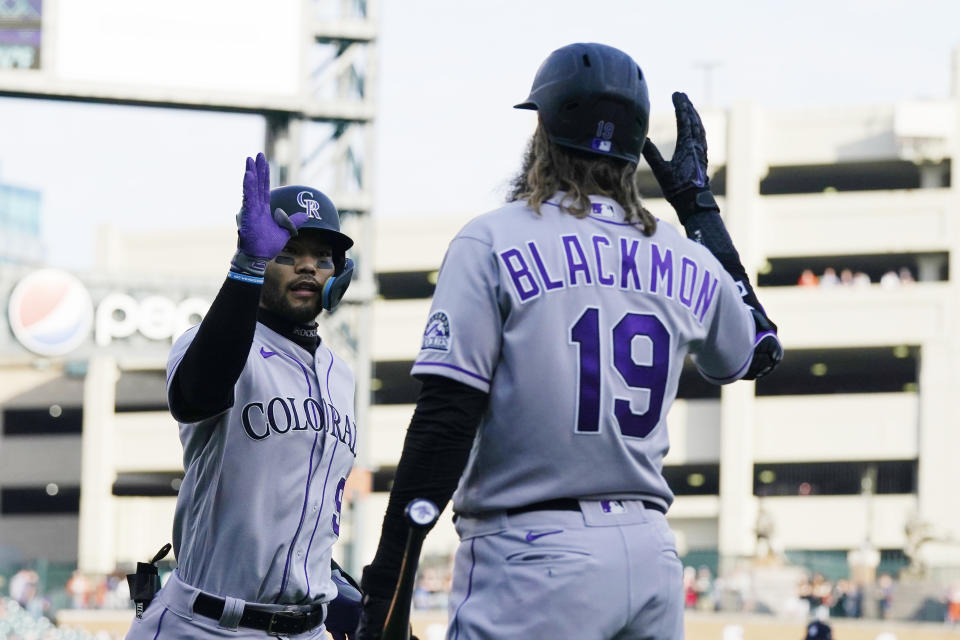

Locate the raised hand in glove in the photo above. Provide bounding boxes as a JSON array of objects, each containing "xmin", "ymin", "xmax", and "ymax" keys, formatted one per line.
[
  {"xmin": 642, "ymin": 91, "xmax": 718, "ymax": 222},
  {"xmin": 645, "ymin": 92, "xmax": 783, "ymax": 380},
  {"xmin": 230, "ymin": 152, "xmax": 308, "ymax": 279}
]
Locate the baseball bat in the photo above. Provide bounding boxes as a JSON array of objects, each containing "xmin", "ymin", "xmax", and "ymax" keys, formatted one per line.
[{"xmin": 381, "ymin": 498, "xmax": 440, "ymax": 640}]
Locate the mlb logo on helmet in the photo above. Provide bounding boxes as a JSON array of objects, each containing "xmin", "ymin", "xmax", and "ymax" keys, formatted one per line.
[
  {"xmin": 296, "ymin": 190, "xmax": 322, "ymax": 219},
  {"xmin": 590, "ymin": 139, "xmax": 613, "ymax": 153},
  {"xmin": 8, "ymin": 269, "xmax": 94, "ymax": 357}
]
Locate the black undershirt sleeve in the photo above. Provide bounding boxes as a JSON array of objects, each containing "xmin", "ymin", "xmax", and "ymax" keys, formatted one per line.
[
  {"xmin": 360, "ymin": 374, "xmax": 488, "ymax": 598},
  {"xmin": 169, "ymin": 277, "xmax": 262, "ymax": 422}
]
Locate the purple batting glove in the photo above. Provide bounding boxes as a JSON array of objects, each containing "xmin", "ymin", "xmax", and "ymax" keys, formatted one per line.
[{"xmin": 230, "ymin": 152, "xmax": 308, "ymax": 278}]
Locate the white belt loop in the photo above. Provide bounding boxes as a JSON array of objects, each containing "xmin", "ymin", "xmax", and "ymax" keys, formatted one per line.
[{"xmin": 217, "ymin": 595, "xmax": 246, "ymax": 630}]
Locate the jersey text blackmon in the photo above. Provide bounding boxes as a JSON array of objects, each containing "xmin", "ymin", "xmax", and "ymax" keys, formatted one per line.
[{"xmin": 498, "ymin": 233, "xmax": 720, "ymax": 323}]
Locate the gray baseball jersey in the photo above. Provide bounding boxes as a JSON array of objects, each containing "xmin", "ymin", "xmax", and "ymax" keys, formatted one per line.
[
  {"xmin": 411, "ymin": 194, "xmax": 755, "ymax": 514},
  {"xmin": 166, "ymin": 322, "xmax": 357, "ymax": 604}
]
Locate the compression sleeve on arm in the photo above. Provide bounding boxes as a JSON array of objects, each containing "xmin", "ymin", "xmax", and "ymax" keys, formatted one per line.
[
  {"xmin": 681, "ymin": 207, "xmax": 771, "ymax": 324},
  {"xmin": 675, "ymin": 192, "xmax": 783, "ymax": 379},
  {"xmin": 169, "ymin": 277, "xmax": 262, "ymax": 422},
  {"xmin": 360, "ymin": 374, "xmax": 488, "ymax": 598}
]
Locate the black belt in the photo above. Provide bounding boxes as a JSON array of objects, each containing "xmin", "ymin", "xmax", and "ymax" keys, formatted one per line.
[
  {"xmin": 506, "ymin": 497, "xmax": 666, "ymax": 516},
  {"xmin": 193, "ymin": 592, "xmax": 325, "ymax": 636}
]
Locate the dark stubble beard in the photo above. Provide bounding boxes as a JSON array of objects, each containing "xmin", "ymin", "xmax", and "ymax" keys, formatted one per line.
[{"xmin": 260, "ymin": 279, "xmax": 323, "ymax": 324}]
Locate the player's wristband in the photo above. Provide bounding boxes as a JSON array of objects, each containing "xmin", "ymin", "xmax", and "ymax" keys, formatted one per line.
[
  {"xmin": 668, "ymin": 187, "xmax": 720, "ymax": 224},
  {"xmin": 227, "ymin": 270, "xmax": 264, "ymax": 285},
  {"xmin": 229, "ymin": 249, "xmax": 268, "ymax": 283}
]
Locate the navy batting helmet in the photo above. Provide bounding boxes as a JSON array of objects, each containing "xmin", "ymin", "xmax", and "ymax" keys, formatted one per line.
[
  {"xmin": 269, "ymin": 185, "xmax": 354, "ymax": 252},
  {"xmin": 515, "ymin": 43, "xmax": 650, "ymax": 164},
  {"xmin": 269, "ymin": 185, "xmax": 355, "ymax": 311},
  {"xmin": 805, "ymin": 620, "xmax": 832, "ymax": 640}
]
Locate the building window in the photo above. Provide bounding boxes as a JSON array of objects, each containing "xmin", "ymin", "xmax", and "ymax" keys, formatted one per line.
[
  {"xmin": 112, "ymin": 472, "xmax": 183, "ymax": 497},
  {"xmin": 759, "ymin": 160, "xmax": 946, "ymax": 195},
  {"xmin": 753, "ymin": 460, "xmax": 917, "ymax": 496},
  {"xmin": 372, "ymin": 361, "xmax": 422, "ymax": 405},
  {"xmin": 759, "ymin": 252, "xmax": 948, "ymax": 287},
  {"xmin": 372, "ymin": 468, "xmax": 396, "ymax": 492},
  {"xmin": 2, "ymin": 407, "xmax": 83, "ymax": 435},
  {"xmin": 754, "ymin": 347, "xmax": 918, "ymax": 396},
  {"xmin": 375, "ymin": 271, "xmax": 437, "ymax": 300},
  {"xmin": 115, "ymin": 370, "xmax": 169, "ymax": 412},
  {"xmin": 1, "ymin": 486, "xmax": 81, "ymax": 514},
  {"xmin": 663, "ymin": 464, "xmax": 720, "ymax": 496}
]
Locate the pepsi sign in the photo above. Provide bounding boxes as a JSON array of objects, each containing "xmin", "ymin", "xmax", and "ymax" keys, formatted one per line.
[
  {"xmin": 6, "ymin": 269, "xmax": 212, "ymax": 357},
  {"xmin": 7, "ymin": 269, "xmax": 95, "ymax": 357}
]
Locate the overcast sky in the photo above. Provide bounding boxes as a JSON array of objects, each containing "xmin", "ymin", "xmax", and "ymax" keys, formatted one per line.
[{"xmin": 1, "ymin": 0, "xmax": 959, "ymax": 269}]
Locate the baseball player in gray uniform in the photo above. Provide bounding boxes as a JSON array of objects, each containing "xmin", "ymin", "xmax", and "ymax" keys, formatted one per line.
[
  {"xmin": 357, "ymin": 44, "xmax": 781, "ymax": 639},
  {"xmin": 125, "ymin": 153, "xmax": 362, "ymax": 640}
]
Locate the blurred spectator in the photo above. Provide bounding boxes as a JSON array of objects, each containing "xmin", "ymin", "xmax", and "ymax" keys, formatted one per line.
[
  {"xmin": 102, "ymin": 571, "xmax": 130, "ymax": 610},
  {"xmin": 695, "ymin": 566, "xmax": 715, "ymax": 612},
  {"xmin": 840, "ymin": 268, "xmax": 854, "ymax": 286},
  {"xmin": 880, "ymin": 269, "xmax": 900, "ymax": 288},
  {"xmin": 829, "ymin": 579, "xmax": 849, "ymax": 617},
  {"xmin": 877, "ymin": 573, "xmax": 894, "ymax": 619},
  {"xmin": 947, "ymin": 584, "xmax": 960, "ymax": 625},
  {"xmin": 798, "ymin": 269, "xmax": 819, "ymax": 286},
  {"xmin": 829, "ymin": 579, "xmax": 863, "ymax": 618},
  {"xmin": 853, "ymin": 271, "xmax": 871, "ymax": 287},
  {"xmin": 8, "ymin": 569, "xmax": 38, "ymax": 608},
  {"xmin": 812, "ymin": 573, "xmax": 833, "ymax": 609},
  {"xmin": 683, "ymin": 566, "xmax": 698, "ymax": 609},
  {"xmin": 898, "ymin": 267, "xmax": 915, "ymax": 284},
  {"xmin": 412, "ymin": 564, "xmax": 452, "ymax": 611},
  {"xmin": 65, "ymin": 571, "xmax": 92, "ymax": 610},
  {"xmin": 820, "ymin": 268, "xmax": 839, "ymax": 287},
  {"xmin": 798, "ymin": 577, "xmax": 814, "ymax": 611}
]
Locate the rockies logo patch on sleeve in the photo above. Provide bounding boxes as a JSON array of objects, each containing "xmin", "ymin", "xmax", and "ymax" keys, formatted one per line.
[{"xmin": 422, "ymin": 311, "xmax": 451, "ymax": 350}]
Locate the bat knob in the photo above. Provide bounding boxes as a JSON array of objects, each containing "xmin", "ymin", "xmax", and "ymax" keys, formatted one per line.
[{"xmin": 404, "ymin": 499, "xmax": 440, "ymax": 529}]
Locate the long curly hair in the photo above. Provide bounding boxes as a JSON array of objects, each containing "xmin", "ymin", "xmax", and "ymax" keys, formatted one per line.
[{"xmin": 508, "ymin": 123, "xmax": 657, "ymax": 236}]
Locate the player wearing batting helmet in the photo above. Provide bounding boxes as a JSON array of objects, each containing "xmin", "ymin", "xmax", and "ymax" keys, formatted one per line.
[
  {"xmin": 125, "ymin": 153, "xmax": 361, "ymax": 640},
  {"xmin": 356, "ymin": 43, "xmax": 781, "ymax": 640},
  {"xmin": 805, "ymin": 619, "xmax": 833, "ymax": 640}
]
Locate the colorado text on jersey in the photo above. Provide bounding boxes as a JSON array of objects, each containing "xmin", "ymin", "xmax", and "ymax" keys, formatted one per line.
[{"xmin": 239, "ymin": 394, "xmax": 358, "ymax": 455}]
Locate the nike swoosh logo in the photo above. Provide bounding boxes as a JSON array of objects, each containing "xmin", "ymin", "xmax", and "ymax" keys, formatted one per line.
[
  {"xmin": 525, "ymin": 529, "xmax": 564, "ymax": 543},
  {"xmin": 260, "ymin": 347, "xmax": 277, "ymax": 358}
]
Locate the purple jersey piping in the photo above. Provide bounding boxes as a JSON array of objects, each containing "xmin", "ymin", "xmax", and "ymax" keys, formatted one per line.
[
  {"xmin": 299, "ymin": 349, "xmax": 339, "ymax": 601},
  {"xmin": 698, "ymin": 329, "xmax": 775, "ymax": 384},
  {"xmin": 450, "ymin": 538, "xmax": 477, "ymax": 640},
  {"xmin": 152, "ymin": 607, "xmax": 168, "ymax": 640},
  {"xmin": 301, "ymin": 438, "xmax": 339, "ymax": 602},
  {"xmin": 415, "ymin": 361, "xmax": 490, "ymax": 384},
  {"xmin": 271, "ymin": 348, "xmax": 322, "ymax": 603}
]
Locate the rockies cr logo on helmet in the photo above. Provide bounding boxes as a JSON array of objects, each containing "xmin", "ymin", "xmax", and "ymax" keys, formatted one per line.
[
  {"xmin": 296, "ymin": 191, "xmax": 322, "ymax": 219},
  {"xmin": 269, "ymin": 184, "xmax": 354, "ymax": 252}
]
